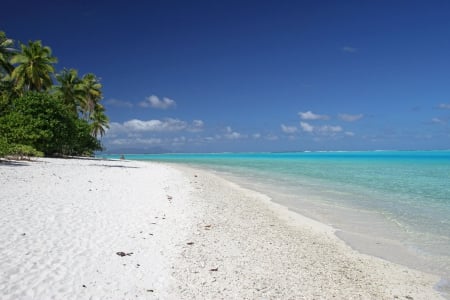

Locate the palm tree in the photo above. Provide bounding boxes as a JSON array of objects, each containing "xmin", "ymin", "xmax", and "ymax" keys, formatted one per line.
[
  {"xmin": 0, "ymin": 32, "xmax": 18, "ymax": 106},
  {"xmin": 11, "ymin": 40, "xmax": 57, "ymax": 94},
  {"xmin": 0, "ymin": 31, "xmax": 15, "ymax": 77},
  {"xmin": 54, "ymin": 68, "xmax": 84, "ymax": 115},
  {"xmin": 80, "ymin": 73, "xmax": 102, "ymax": 119},
  {"xmin": 89, "ymin": 103, "xmax": 109, "ymax": 138}
]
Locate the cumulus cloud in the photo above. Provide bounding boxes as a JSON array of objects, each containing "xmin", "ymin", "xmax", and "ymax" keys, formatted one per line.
[
  {"xmin": 107, "ymin": 118, "xmax": 204, "ymax": 135},
  {"xmin": 123, "ymin": 118, "xmax": 186, "ymax": 132},
  {"xmin": 299, "ymin": 111, "xmax": 329, "ymax": 120},
  {"xmin": 265, "ymin": 134, "xmax": 279, "ymax": 141},
  {"xmin": 104, "ymin": 98, "xmax": 133, "ymax": 108},
  {"xmin": 188, "ymin": 120, "xmax": 205, "ymax": 132},
  {"xmin": 224, "ymin": 126, "xmax": 244, "ymax": 139},
  {"xmin": 300, "ymin": 122, "xmax": 343, "ymax": 135},
  {"xmin": 439, "ymin": 103, "xmax": 450, "ymax": 110},
  {"xmin": 171, "ymin": 136, "xmax": 187, "ymax": 146},
  {"xmin": 318, "ymin": 125, "xmax": 342, "ymax": 133},
  {"xmin": 139, "ymin": 95, "xmax": 176, "ymax": 109},
  {"xmin": 345, "ymin": 131, "xmax": 355, "ymax": 136},
  {"xmin": 342, "ymin": 46, "xmax": 357, "ymax": 53},
  {"xmin": 110, "ymin": 138, "xmax": 162, "ymax": 146},
  {"xmin": 300, "ymin": 122, "xmax": 314, "ymax": 132},
  {"xmin": 339, "ymin": 113, "xmax": 363, "ymax": 122},
  {"xmin": 432, "ymin": 117, "xmax": 446, "ymax": 125},
  {"xmin": 281, "ymin": 124, "xmax": 298, "ymax": 133}
]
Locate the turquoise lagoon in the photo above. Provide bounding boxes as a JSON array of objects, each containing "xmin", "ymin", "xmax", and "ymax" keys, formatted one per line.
[{"xmin": 103, "ymin": 151, "xmax": 450, "ymax": 292}]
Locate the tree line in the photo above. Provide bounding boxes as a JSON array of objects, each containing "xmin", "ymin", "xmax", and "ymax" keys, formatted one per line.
[{"xmin": 0, "ymin": 31, "xmax": 109, "ymax": 158}]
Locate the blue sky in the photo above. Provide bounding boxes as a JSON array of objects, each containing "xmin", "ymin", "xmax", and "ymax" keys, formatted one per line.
[{"xmin": 3, "ymin": 0, "xmax": 450, "ymax": 152}]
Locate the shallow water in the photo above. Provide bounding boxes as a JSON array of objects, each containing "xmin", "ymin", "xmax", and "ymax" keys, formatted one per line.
[{"xmin": 102, "ymin": 151, "xmax": 450, "ymax": 295}]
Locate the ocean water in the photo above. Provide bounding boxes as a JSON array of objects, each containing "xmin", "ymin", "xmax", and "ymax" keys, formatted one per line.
[{"xmin": 102, "ymin": 151, "xmax": 450, "ymax": 293}]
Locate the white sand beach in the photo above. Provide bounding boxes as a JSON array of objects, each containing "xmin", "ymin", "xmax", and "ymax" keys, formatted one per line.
[{"xmin": 0, "ymin": 158, "xmax": 445, "ymax": 299}]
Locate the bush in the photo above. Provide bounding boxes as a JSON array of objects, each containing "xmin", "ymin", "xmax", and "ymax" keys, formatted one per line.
[
  {"xmin": 7, "ymin": 144, "xmax": 44, "ymax": 160},
  {"xmin": 0, "ymin": 136, "xmax": 10, "ymax": 157},
  {"xmin": 0, "ymin": 137, "xmax": 43, "ymax": 159},
  {"xmin": 0, "ymin": 92, "xmax": 102, "ymax": 156}
]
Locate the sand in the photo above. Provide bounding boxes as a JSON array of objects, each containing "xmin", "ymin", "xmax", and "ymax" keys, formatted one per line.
[{"xmin": 0, "ymin": 158, "xmax": 445, "ymax": 299}]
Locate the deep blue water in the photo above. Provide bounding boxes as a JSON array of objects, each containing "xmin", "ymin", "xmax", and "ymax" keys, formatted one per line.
[{"xmin": 101, "ymin": 151, "xmax": 450, "ymax": 287}]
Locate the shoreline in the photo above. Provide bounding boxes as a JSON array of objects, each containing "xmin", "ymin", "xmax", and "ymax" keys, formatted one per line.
[
  {"xmin": 171, "ymin": 163, "xmax": 446, "ymax": 299},
  {"xmin": 169, "ymin": 161, "xmax": 450, "ymax": 292},
  {"xmin": 0, "ymin": 158, "xmax": 445, "ymax": 299}
]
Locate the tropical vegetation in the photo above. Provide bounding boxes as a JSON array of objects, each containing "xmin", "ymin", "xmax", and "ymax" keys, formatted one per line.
[{"xmin": 0, "ymin": 31, "xmax": 109, "ymax": 158}]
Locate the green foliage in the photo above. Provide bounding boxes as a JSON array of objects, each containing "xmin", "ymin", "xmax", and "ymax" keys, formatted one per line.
[
  {"xmin": 0, "ymin": 31, "xmax": 15, "ymax": 76},
  {"xmin": 0, "ymin": 31, "xmax": 109, "ymax": 158},
  {"xmin": 11, "ymin": 40, "xmax": 57, "ymax": 93},
  {"xmin": 0, "ymin": 136, "xmax": 43, "ymax": 159},
  {"xmin": 71, "ymin": 118, "xmax": 102, "ymax": 156},
  {"xmin": 0, "ymin": 136, "xmax": 10, "ymax": 156},
  {"xmin": 0, "ymin": 92, "xmax": 101, "ymax": 157},
  {"xmin": 8, "ymin": 144, "xmax": 44, "ymax": 159},
  {"xmin": 54, "ymin": 68, "xmax": 84, "ymax": 115}
]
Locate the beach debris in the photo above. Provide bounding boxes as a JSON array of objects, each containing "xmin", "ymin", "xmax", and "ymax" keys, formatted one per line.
[
  {"xmin": 146, "ymin": 289, "xmax": 154, "ymax": 292},
  {"xmin": 186, "ymin": 242, "xmax": 194, "ymax": 245},
  {"xmin": 194, "ymin": 174, "xmax": 198, "ymax": 177},
  {"xmin": 167, "ymin": 195, "xmax": 173, "ymax": 200},
  {"xmin": 209, "ymin": 267, "xmax": 218, "ymax": 272},
  {"xmin": 116, "ymin": 251, "xmax": 133, "ymax": 257},
  {"xmin": 405, "ymin": 296, "xmax": 413, "ymax": 300},
  {"xmin": 204, "ymin": 224, "xmax": 212, "ymax": 230},
  {"xmin": 21, "ymin": 233, "xmax": 26, "ymax": 236},
  {"xmin": 82, "ymin": 285, "xmax": 87, "ymax": 288}
]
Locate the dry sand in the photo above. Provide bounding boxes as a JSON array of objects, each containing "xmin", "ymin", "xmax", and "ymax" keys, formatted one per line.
[{"xmin": 0, "ymin": 158, "xmax": 445, "ymax": 299}]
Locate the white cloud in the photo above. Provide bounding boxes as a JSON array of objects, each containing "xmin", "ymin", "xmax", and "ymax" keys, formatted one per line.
[
  {"xmin": 139, "ymin": 95, "xmax": 176, "ymax": 109},
  {"xmin": 105, "ymin": 122, "xmax": 125, "ymax": 136},
  {"xmin": 187, "ymin": 120, "xmax": 204, "ymax": 132},
  {"xmin": 281, "ymin": 124, "xmax": 298, "ymax": 133},
  {"xmin": 192, "ymin": 120, "xmax": 204, "ymax": 127},
  {"xmin": 299, "ymin": 111, "xmax": 329, "ymax": 120},
  {"xmin": 171, "ymin": 136, "xmax": 187, "ymax": 146},
  {"xmin": 300, "ymin": 122, "xmax": 343, "ymax": 135},
  {"xmin": 345, "ymin": 131, "xmax": 355, "ymax": 136},
  {"xmin": 224, "ymin": 126, "xmax": 244, "ymax": 139},
  {"xmin": 105, "ymin": 98, "xmax": 133, "ymax": 108},
  {"xmin": 265, "ymin": 134, "xmax": 279, "ymax": 141},
  {"xmin": 227, "ymin": 132, "xmax": 242, "ymax": 139},
  {"xmin": 300, "ymin": 121, "xmax": 314, "ymax": 132},
  {"xmin": 439, "ymin": 103, "xmax": 450, "ymax": 110},
  {"xmin": 318, "ymin": 125, "xmax": 343, "ymax": 133},
  {"xmin": 339, "ymin": 113, "xmax": 364, "ymax": 122},
  {"xmin": 342, "ymin": 46, "xmax": 357, "ymax": 53},
  {"xmin": 107, "ymin": 118, "xmax": 204, "ymax": 135},
  {"xmin": 123, "ymin": 118, "xmax": 186, "ymax": 132},
  {"xmin": 253, "ymin": 133, "xmax": 261, "ymax": 139},
  {"xmin": 432, "ymin": 117, "xmax": 446, "ymax": 125},
  {"xmin": 110, "ymin": 138, "xmax": 162, "ymax": 146}
]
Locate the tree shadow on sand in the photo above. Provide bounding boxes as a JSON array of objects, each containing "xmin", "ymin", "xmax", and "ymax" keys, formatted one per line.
[
  {"xmin": 88, "ymin": 164, "xmax": 140, "ymax": 169},
  {"xmin": 0, "ymin": 160, "xmax": 31, "ymax": 167}
]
